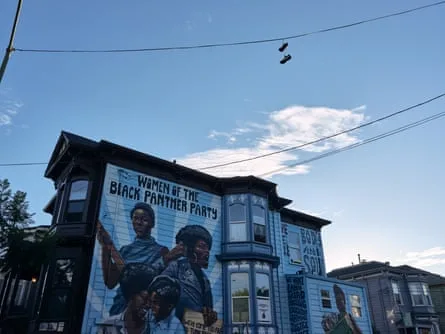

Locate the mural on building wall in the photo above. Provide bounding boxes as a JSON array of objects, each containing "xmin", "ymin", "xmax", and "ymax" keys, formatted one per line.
[
  {"xmin": 321, "ymin": 284, "xmax": 363, "ymax": 334},
  {"xmin": 281, "ymin": 223, "xmax": 325, "ymax": 276},
  {"xmin": 286, "ymin": 276, "xmax": 309, "ymax": 334},
  {"xmin": 301, "ymin": 228, "xmax": 324, "ymax": 276},
  {"xmin": 81, "ymin": 164, "xmax": 223, "ymax": 334}
]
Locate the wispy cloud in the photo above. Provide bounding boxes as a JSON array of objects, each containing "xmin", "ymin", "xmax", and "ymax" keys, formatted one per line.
[
  {"xmin": 186, "ymin": 11, "xmax": 213, "ymax": 31},
  {"xmin": 177, "ymin": 104, "xmax": 366, "ymax": 177},
  {"xmin": 0, "ymin": 89, "xmax": 23, "ymax": 128},
  {"xmin": 398, "ymin": 247, "xmax": 445, "ymax": 267}
]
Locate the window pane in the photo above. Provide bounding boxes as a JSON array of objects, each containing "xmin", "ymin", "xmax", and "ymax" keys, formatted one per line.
[
  {"xmin": 252, "ymin": 206, "xmax": 265, "ymax": 225},
  {"xmin": 322, "ymin": 299, "xmax": 332, "ymax": 308},
  {"xmin": 67, "ymin": 200, "xmax": 84, "ymax": 213},
  {"xmin": 351, "ymin": 306, "xmax": 362, "ymax": 317},
  {"xmin": 321, "ymin": 290, "xmax": 330, "ymax": 298},
  {"xmin": 233, "ymin": 298, "xmax": 249, "ymax": 322},
  {"xmin": 41, "ymin": 289, "xmax": 69, "ymax": 319},
  {"xmin": 256, "ymin": 274, "xmax": 271, "ymax": 323},
  {"xmin": 288, "ymin": 231, "xmax": 300, "ymax": 246},
  {"xmin": 409, "ymin": 282, "xmax": 425, "ymax": 305},
  {"xmin": 289, "ymin": 247, "xmax": 302, "ymax": 264},
  {"xmin": 229, "ymin": 204, "xmax": 246, "ymax": 222},
  {"xmin": 350, "ymin": 295, "xmax": 360, "ymax": 306},
  {"xmin": 230, "ymin": 223, "xmax": 246, "ymax": 242},
  {"xmin": 69, "ymin": 180, "xmax": 88, "ymax": 201},
  {"xmin": 54, "ymin": 259, "xmax": 75, "ymax": 287},
  {"xmin": 232, "ymin": 273, "xmax": 249, "ymax": 297},
  {"xmin": 254, "ymin": 223, "xmax": 266, "ymax": 243},
  {"xmin": 232, "ymin": 273, "xmax": 249, "ymax": 323},
  {"xmin": 256, "ymin": 274, "xmax": 270, "ymax": 298}
]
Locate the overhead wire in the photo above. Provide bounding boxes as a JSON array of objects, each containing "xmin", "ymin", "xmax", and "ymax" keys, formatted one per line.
[
  {"xmin": 257, "ymin": 110, "xmax": 445, "ymax": 178},
  {"xmin": 14, "ymin": 1, "xmax": 445, "ymax": 54},
  {"xmin": 199, "ymin": 92, "xmax": 445, "ymax": 171},
  {"xmin": 1, "ymin": 93, "xmax": 445, "ymax": 169},
  {"xmin": 0, "ymin": 162, "xmax": 47, "ymax": 167}
]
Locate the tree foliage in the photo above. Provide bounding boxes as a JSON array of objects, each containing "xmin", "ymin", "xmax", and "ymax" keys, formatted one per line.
[{"xmin": 0, "ymin": 179, "xmax": 55, "ymax": 276}]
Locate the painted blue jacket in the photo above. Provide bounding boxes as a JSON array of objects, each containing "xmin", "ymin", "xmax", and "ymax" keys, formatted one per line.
[
  {"xmin": 109, "ymin": 236, "xmax": 166, "ymax": 316},
  {"xmin": 161, "ymin": 257, "xmax": 213, "ymax": 321}
]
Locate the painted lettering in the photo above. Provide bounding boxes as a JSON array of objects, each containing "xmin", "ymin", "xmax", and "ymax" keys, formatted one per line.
[{"xmin": 109, "ymin": 181, "xmax": 140, "ymax": 200}]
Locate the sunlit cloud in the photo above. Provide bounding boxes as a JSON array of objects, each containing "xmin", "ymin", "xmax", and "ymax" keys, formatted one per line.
[
  {"xmin": 398, "ymin": 247, "xmax": 445, "ymax": 267},
  {"xmin": 177, "ymin": 104, "xmax": 367, "ymax": 178}
]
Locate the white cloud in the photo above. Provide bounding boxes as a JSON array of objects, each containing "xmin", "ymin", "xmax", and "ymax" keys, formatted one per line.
[
  {"xmin": 0, "ymin": 114, "xmax": 12, "ymax": 125},
  {"xmin": 177, "ymin": 104, "xmax": 366, "ymax": 177},
  {"xmin": 0, "ymin": 90, "xmax": 23, "ymax": 128},
  {"xmin": 398, "ymin": 247, "xmax": 445, "ymax": 267}
]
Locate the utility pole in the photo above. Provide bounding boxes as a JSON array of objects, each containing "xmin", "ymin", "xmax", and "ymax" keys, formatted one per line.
[{"xmin": 0, "ymin": 0, "xmax": 23, "ymax": 84}]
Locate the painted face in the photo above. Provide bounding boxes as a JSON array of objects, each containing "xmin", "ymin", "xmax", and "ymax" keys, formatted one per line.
[
  {"xmin": 192, "ymin": 239, "xmax": 210, "ymax": 269},
  {"xmin": 130, "ymin": 290, "xmax": 150, "ymax": 320},
  {"xmin": 149, "ymin": 292, "xmax": 174, "ymax": 322},
  {"xmin": 132, "ymin": 208, "xmax": 153, "ymax": 238}
]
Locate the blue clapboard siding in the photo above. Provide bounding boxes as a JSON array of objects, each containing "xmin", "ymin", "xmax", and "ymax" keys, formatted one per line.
[
  {"xmin": 81, "ymin": 164, "xmax": 223, "ymax": 333},
  {"xmin": 305, "ymin": 275, "xmax": 373, "ymax": 334},
  {"xmin": 269, "ymin": 210, "xmax": 291, "ymax": 334}
]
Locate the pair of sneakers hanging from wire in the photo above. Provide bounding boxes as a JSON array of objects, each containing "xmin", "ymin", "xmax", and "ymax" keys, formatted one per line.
[{"xmin": 278, "ymin": 41, "xmax": 291, "ymax": 64}]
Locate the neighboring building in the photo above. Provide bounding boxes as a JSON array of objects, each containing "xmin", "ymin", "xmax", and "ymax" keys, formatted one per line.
[
  {"xmin": 429, "ymin": 276, "xmax": 445, "ymax": 334},
  {"xmin": 28, "ymin": 131, "xmax": 373, "ymax": 334},
  {"xmin": 394, "ymin": 266, "xmax": 445, "ymax": 334},
  {"xmin": 0, "ymin": 225, "xmax": 50, "ymax": 333},
  {"xmin": 328, "ymin": 261, "xmax": 443, "ymax": 334}
]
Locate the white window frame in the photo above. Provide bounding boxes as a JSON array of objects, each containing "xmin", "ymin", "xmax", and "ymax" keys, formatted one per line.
[
  {"xmin": 350, "ymin": 294, "xmax": 362, "ymax": 318},
  {"xmin": 391, "ymin": 280, "xmax": 403, "ymax": 305},
  {"xmin": 229, "ymin": 203, "xmax": 247, "ymax": 242},
  {"xmin": 288, "ymin": 231, "xmax": 302, "ymax": 265}
]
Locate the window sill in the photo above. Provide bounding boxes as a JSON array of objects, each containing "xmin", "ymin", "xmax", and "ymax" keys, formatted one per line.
[{"xmin": 216, "ymin": 252, "xmax": 280, "ymax": 267}]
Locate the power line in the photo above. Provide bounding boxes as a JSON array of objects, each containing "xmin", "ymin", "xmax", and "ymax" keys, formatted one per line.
[
  {"xmin": 0, "ymin": 162, "xmax": 47, "ymax": 167},
  {"xmin": 199, "ymin": 92, "xmax": 445, "ymax": 171},
  {"xmin": 2, "ymin": 93, "xmax": 444, "ymax": 169},
  {"xmin": 14, "ymin": 1, "xmax": 445, "ymax": 54},
  {"xmin": 257, "ymin": 110, "xmax": 445, "ymax": 178}
]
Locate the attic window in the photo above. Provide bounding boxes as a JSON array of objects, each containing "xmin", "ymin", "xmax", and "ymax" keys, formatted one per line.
[{"xmin": 65, "ymin": 179, "xmax": 89, "ymax": 223}]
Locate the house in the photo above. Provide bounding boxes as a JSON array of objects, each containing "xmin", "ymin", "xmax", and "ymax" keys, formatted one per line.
[
  {"xmin": 28, "ymin": 131, "xmax": 374, "ymax": 333},
  {"xmin": 328, "ymin": 261, "xmax": 442, "ymax": 334},
  {"xmin": 0, "ymin": 225, "xmax": 50, "ymax": 333},
  {"xmin": 393, "ymin": 265, "xmax": 445, "ymax": 334}
]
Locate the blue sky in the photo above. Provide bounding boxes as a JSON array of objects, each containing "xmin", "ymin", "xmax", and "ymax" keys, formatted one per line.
[{"xmin": 1, "ymin": 0, "xmax": 444, "ymax": 275}]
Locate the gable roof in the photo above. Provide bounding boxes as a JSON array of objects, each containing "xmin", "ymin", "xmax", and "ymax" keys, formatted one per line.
[
  {"xmin": 327, "ymin": 261, "xmax": 388, "ymax": 279},
  {"xmin": 280, "ymin": 207, "xmax": 331, "ymax": 230}
]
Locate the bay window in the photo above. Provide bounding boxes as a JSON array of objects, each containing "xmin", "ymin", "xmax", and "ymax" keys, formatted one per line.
[{"xmin": 408, "ymin": 282, "xmax": 432, "ymax": 306}]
